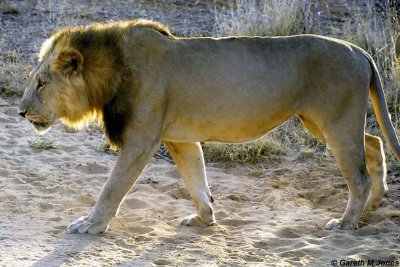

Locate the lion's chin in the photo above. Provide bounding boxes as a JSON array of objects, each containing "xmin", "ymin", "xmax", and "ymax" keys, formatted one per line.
[{"xmin": 31, "ymin": 121, "xmax": 52, "ymax": 134}]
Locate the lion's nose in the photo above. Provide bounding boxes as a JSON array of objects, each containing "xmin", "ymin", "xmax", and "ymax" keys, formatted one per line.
[{"xmin": 18, "ymin": 110, "xmax": 27, "ymax": 118}]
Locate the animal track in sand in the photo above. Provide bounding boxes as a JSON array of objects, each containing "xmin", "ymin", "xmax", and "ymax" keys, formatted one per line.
[
  {"xmin": 219, "ymin": 219, "xmax": 256, "ymax": 227},
  {"xmin": 74, "ymin": 162, "xmax": 108, "ymax": 174},
  {"xmin": 125, "ymin": 197, "xmax": 150, "ymax": 209},
  {"xmin": 126, "ymin": 226, "xmax": 154, "ymax": 234},
  {"xmin": 169, "ymin": 187, "xmax": 191, "ymax": 200}
]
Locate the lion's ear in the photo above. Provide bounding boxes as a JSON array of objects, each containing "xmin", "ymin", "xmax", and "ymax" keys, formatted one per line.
[{"xmin": 54, "ymin": 49, "xmax": 84, "ymax": 74}]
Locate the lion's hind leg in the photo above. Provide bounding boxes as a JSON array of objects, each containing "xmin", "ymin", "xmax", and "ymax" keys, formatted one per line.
[
  {"xmin": 323, "ymin": 123, "xmax": 371, "ymax": 230},
  {"xmin": 165, "ymin": 141, "xmax": 215, "ymax": 226},
  {"xmin": 299, "ymin": 115, "xmax": 384, "ymax": 228},
  {"xmin": 364, "ymin": 133, "xmax": 388, "ymax": 211}
]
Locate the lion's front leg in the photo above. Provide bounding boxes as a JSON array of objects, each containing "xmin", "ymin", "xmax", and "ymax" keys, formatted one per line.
[
  {"xmin": 68, "ymin": 131, "xmax": 161, "ymax": 234},
  {"xmin": 165, "ymin": 142, "xmax": 215, "ymax": 226}
]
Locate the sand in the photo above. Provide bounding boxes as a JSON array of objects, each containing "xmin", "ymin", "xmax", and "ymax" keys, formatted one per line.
[{"xmin": 1, "ymin": 104, "xmax": 399, "ymax": 266}]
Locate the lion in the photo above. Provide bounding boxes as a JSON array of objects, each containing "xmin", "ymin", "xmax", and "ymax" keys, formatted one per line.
[{"xmin": 18, "ymin": 19, "xmax": 399, "ymax": 234}]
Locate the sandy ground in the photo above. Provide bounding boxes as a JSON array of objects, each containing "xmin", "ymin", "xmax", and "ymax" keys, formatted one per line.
[
  {"xmin": 1, "ymin": 1, "xmax": 400, "ymax": 266},
  {"xmin": 1, "ymin": 104, "xmax": 399, "ymax": 266}
]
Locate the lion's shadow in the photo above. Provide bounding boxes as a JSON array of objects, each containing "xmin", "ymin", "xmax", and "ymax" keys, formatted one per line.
[{"xmin": 32, "ymin": 232, "xmax": 96, "ymax": 267}]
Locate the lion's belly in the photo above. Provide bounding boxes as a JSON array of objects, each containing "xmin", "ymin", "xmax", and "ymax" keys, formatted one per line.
[
  {"xmin": 161, "ymin": 80, "xmax": 301, "ymax": 143},
  {"xmin": 161, "ymin": 107, "xmax": 293, "ymax": 143}
]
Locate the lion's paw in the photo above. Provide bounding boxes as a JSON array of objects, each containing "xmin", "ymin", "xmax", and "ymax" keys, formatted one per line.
[
  {"xmin": 325, "ymin": 218, "xmax": 355, "ymax": 231},
  {"xmin": 67, "ymin": 216, "xmax": 109, "ymax": 234},
  {"xmin": 181, "ymin": 214, "xmax": 215, "ymax": 226}
]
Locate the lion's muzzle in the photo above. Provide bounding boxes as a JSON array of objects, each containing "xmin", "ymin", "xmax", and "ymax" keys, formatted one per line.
[
  {"xmin": 18, "ymin": 92, "xmax": 30, "ymax": 118},
  {"xmin": 18, "ymin": 98, "xmax": 52, "ymax": 132}
]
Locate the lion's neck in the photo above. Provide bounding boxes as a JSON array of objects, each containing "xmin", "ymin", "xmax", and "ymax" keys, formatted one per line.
[{"xmin": 92, "ymin": 69, "xmax": 135, "ymax": 148}]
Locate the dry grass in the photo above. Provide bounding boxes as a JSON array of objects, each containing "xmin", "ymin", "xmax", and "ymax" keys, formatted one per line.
[
  {"xmin": 338, "ymin": 1, "xmax": 399, "ymax": 112},
  {"xmin": 28, "ymin": 139, "xmax": 56, "ymax": 150},
  {"xmin": 214, "ymin": 0, "xmax": 317, "ymax": 37},
  {"xmin": 0, "ymin": 1, "xmax": 29, "ymax": 99},
  {"xmin": 203, "ymin": 136, "xmax": 286, "ymax": 164},
  {"xmin": 0, "ymin": 50, "xmax": 29, "ymax": 98}
]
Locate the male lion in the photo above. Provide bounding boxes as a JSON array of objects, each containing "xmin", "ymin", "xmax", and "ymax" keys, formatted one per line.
[{"xmin": 18, "ymin": 19, "xmax": 400, "ymax": 234}]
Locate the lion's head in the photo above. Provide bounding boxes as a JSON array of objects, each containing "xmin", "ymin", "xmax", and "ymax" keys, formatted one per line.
[
  {"xmin": 19, "ymin": 19, "xmax": 170, "ymax": 145},
  {"xmin": 18, "ymin": 36, "xmax": 90, "ymax": 132}
]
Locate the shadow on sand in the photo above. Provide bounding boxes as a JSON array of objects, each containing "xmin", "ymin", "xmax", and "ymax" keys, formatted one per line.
[{"xmin": 32, "ymin": 232, "xmax": 96, "ymax": 267}]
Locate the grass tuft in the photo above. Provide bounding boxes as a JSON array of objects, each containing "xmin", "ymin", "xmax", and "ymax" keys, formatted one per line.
[
  {"xmin": 2, "ymin": 4, "xmax": 21, "ymax": 15},
  {"xmin": 203, "ymin": 136, "xmax": 286, "ymax": 164},
  {"xmin": 28, "ymin": 139, "xmax": 56, "ymax": 150}
]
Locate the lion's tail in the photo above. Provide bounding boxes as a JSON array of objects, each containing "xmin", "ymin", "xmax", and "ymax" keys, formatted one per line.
[{"xmin": 365, "ymin": 52, "xmax": 400, "ymax": 159}]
